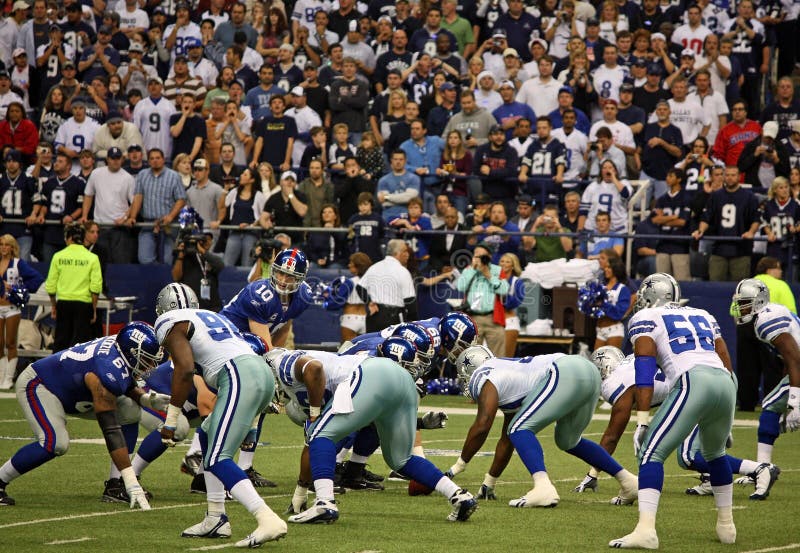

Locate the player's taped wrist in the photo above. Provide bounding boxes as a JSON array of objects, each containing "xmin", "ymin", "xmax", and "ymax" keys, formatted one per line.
[
  {"xmin": 634, "ymin": 355, "xmax": 657, "ymax": 387},
  {"xmin": 482, "ymin": 473, "xmax": 497, "ymax": 488},
  {"xmin": 164, "ymin": 404, "xmax": 182, "ymax": 430},
  {"xmin": 449, "ymin": 457, "xmax": 468, "ymax": 476},
  {"xmin": 309, "ymin": 406, "xmax": 321, "ymax": 418},
  {"xmin": 120, "ymin": 466, "xmax": 139, "ymax": 491},
  {"xmin": 789, "ymin": 386, "xmax": 800, "ymax": 410},
  {"xmin": 636, "ymin": 410, "xmax": 650, "ymax": 426}
]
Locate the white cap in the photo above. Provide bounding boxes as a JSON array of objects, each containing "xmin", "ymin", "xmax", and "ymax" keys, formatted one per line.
[
  {"xmin": 680, "ymin": 48, "xmax": 695, "ymax": 57},
  {"xmin": 348, "ymin": 20, "xmax": 360, "ymax": 32},
  {"xmin": 651, "ymin": 32, "xmax": 666, "ymax": 41},
  {"xmin": 477, "ymin": 70, "xmax": 495, "ymax": 82},
  {"xmin": 12, "ymin": 1, "xmax": 28, "ymax": 11},
  {"xmin": 281, "ymin": 170, "xmax": 298, "ymax": 181},
  {"xmin": 498, "ymin": 79, "xmax": 516, "ymax": 90},
  {"xmin": 290, "ymin": 86, "xmax": 305, "ymax": 96},
  {"xmin": 502, "ymin": 48, "xmax": 519, "ymax": 58},
  {"xmin": 763, "ymin": 121, "xmax": 779, "ymax": 139},
  {"xmin": 529, "ymin": 37, "xmax": 548, "ymax": 51},
  {"xmin": 11, "ymin": 47, "xmax": 26, "ymax": 58}
]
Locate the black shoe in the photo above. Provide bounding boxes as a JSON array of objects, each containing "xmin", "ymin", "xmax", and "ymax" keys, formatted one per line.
[
  {"xmin": 0, "ymin": 484, "xmax": 14, "ymax": 506},
  {"xmin": 340, "ymin": 476, "xmax": 385, "ymax": 491},
  {"xmin": 245, "ymin": 467, "xmax": 277, "ymax": 488},
  {"xmin": 102, "ymin": 477, "xmax": 153, "ymax": 503},
  {"xmin": 362, "ymin": 466, "xmax": 384, "ymax": 483},
  {"xmin": 190, "ymin": 473, "xmax": 206, "ymax": 494},
  {"xmin": 388, "ymin": 470, "xmax": 410, "ymax": 481}
]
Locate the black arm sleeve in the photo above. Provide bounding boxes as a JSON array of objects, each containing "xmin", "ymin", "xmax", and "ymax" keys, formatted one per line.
[
  {"xmin": 404, "ymin": 296, "xmax": 418, "ymax": 321},
  {"xmin": 356, "ymin": 284, "xmax": 370, "ymax": 303},
  {"xmin": 96, "ymin": 410, "xmax": 126, "ymax": 453}
]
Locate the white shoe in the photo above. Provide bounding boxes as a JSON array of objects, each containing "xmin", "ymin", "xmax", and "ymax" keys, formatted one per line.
[
  {"xmin": 749, "ymin": 463, "xmax": 780, "ymax": 500},
  {"xmin": 609, "ymin": 527, "xmax": 659, "ymax": 549},
  {"xmin": 716, "ymin": 521, "xmax": 736, "ymax": 544},
  {"xmin": 508, "ymin": 483, "xmax": 559, "ymax": 508},
  {"xmin": 288, "ymin": 499, "xmax": 339, "ymax": 524},
  {"xmin": 599, "ymin": 401, "xmax": 613, "ymax": 410},
  {"xmin": 235, "ymin": 509, "xmax": 287, "ymax": 547},
  {"xmin": 448, "ymin": 489, "xmax": 478, "ymax": 522},
  {"xmin": 611, "ymin": 474, "xmax": 638, "ymax": 505},
  {"xmin": 685, "ymin": 474, "xmax": 713, "ymax": 496},
  {"xmin": 181, "ymin": 513, "xmax": 231, "ymax": 538}
]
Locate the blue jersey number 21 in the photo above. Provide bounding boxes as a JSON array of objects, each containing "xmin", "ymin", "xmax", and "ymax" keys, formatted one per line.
[{"xmin": 662, "ymin": 314, "xmax": 715, "ymax": 354}]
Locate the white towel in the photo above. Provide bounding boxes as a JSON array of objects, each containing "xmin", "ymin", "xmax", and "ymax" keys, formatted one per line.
[{"xmin": 331, "ymin": 382, "xmax": 354, "ymax": 414}]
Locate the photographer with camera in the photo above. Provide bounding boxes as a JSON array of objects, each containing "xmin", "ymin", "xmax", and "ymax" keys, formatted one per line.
[
  {"xmin": 737, "ymin": 121, "xmax": 790, "ymax": 191},
  {"xmin": 171, "ymin": 231, "xmax": 224, "ymax": 311},
  {"xmin": 247, "ymin": 234, "xmax": 291, "ymax": 283},
  {"xmin": 455, "ymin": 241, "xmax": 508, "ymax": 356}
]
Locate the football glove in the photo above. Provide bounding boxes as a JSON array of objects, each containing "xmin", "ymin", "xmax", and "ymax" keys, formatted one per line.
[
  {"xmin": 633, "ymin": 424, "xmax": 648, "ymax": 457},
  {"xmin": 785, "ymin": 407, "xmax": 800, "ymax": 432},
  {"xmin": 477, "ymin": 484, "xmax": 496, "ymax": 500},
  {"xmin": 415, "ymin": 378, "xmax": 426, "ymax": 398},
  {"xmin": 285, "ymin": 483, "xmax": 308, "ymax": 515},
  {"xmin": 160, "ymin": 425, "xmax": 182, "ymax": 447},
  {"xmin": 139, "ymin": 391, "xmax": 171, "ymax": 411},
  {"xmin": 420, "ymin": 411, "xmax": 448, "ymax": 429},
  {"xmin": 126, "ymin": 483, "xmax": 151, "ymax": 510},
  {"xmin": 573, "ymin": 473, "xmax": 598, "ymax": 493}
]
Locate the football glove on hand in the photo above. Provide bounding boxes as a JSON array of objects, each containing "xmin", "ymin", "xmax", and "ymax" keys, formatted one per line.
[
  {"xmin": 126, "ymin": 483, "xmax": 151, "ymax": 510},
  {"xmin": 420, "ymin": 411, "xmax": 448, "ymax": 429},
  {"xmin": 267, "ymin": 401, "xmax": 282, "ymax": 415},
  {"xmin": 139, "ymin": 391, "xmax": 171, "ymax": 411},
  {"xmin": 477, "ymin": 484, "xmax": 496, "ymax": 500},
  {"xmin": 160, "ymin": 425, "xmax": 182, "ymax": 447},
  {"xmin": 286, "ymin": 483, "xmax": 308, "ymax": 514},
  {"xmin": 573, "ymin": 473, "xmax": 598, "ymax": 493},
  {"xmin": 633, "ymin": 424, "xmax": 648, "ymax": 457},
  {"xmin": 415, "ymin": 378, "xmax": 426, "ymax": 398},
  {"xmin": 785, "ymin": 407, "xmax": 800, "ymax": 432}
]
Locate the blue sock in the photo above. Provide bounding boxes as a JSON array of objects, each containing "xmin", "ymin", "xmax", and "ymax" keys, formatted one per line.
[
  {"xmin": 136, "ymin": 430, "xmax": 167, "ymax": 463},
  {"xmin": 758, "ymin": 411, "xmax": 781, "ymax": 445},
  {"xmin": 207, "ymin": 458, "xmax": 248, "ymax": 490},
  {"xmin": 353, "ymin": 426, "xmax": 380, "ymax": 457},
  {"xmin": 398, "ymin": 455, "xmax": 444, "ymax": 489},
  {"xmin": 691, "ymin": 453, "xmax": 711, "ymax": 474},
  {"xmin": 309, "ymin": 438, "xmax": 337, "ymax": 481},
  {"xmin": 509, "ymin": 430, "xmax": 546, "ymax": 474},
  {"xmin": 240, "ymin": 412, "xmax": 266, "ymax": 453},
  {"xmin": 122, "ymin": 423, "xmax": 138, "ymax": 454},
  {"xmin": 639, "ymin": 462, "xmax": 664, "ymax": 492},
  {"xmin": 335, "ymin": 433, "xmax": 356, "ymax": 454},
  {"xmin": 10, "ymin": 442, "xmax": 56, "ymax": 475},
  {"xmin": 707, "ymin": 455, "xmax": 732, "ymax": 486},
  {"xmin": 566, "ymin": 438, "xmax": 623, "ymax": 475},
  {"xmin": 726, "ymin": 455, "xmax": 743, "ymax": 474}
]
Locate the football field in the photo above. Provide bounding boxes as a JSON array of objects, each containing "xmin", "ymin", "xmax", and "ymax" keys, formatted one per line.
[{"xmin": 0, "ymin": 394, "xmax": 798, "ymax": 553}]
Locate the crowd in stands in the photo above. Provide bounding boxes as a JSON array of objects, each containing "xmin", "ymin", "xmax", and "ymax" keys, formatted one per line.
[{"xmin": 0, "ymin": 0, "xmax": 798, "ymax": 281}]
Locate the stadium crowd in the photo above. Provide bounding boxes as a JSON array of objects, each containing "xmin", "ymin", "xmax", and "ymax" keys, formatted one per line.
[{"xmin": 0, "ymin": 0, "xmax": 797, "ymax": 282}]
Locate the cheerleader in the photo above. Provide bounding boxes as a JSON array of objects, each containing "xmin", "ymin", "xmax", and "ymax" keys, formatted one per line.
[
  {"xmin": 324, "ymin": 253, "xmax": 373, "ymax": 341},
  {"xmin": 498, "ymin": 253, "xmax": 526, "ymax": 357},
  {"xmin": 594, "ymin": 249, "xmax": 631, "ymax": 350}
]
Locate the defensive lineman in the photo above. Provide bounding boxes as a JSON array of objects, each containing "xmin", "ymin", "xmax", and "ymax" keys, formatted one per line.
[
  {"xmin": 610, "ymin": 273, "xmax": 737, "ymax": 549},
  {"xmin": 154, "ymin": 283, "xmax": 287, "ymax": 548}
]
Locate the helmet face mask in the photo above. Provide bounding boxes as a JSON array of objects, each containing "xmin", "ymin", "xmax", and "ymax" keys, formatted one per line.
[
  {"xmin": 270, "ymin": 249, "xmax": 308, "ymax": 295},
  {"xmin": 455, "ymin": 345, "xmax": 493, "ymax": 381},
  {"xmin": 116, "ymin": 322, "xmax": 163, "ymax": 379},
  {"xmin": 732, "ymin": 278, "xmax": 769, "ymax": 325},
  {"xmin": 590, "ymin": 345, "xmax": 625, "ymax": 380},
  {"xmin": 155, "ymin": 283, "xmax": 199, "ymax": 316},
  {"xmin": 635, "ymin": 273, "xmax": 681, "ymax": 312},
  {"xmin": 439, "ymin": 312, "xmax": 478, "ymax": 362},
  {"xmin": 391, "ymin": 323, "xmax": 433, "ymax": 372}
]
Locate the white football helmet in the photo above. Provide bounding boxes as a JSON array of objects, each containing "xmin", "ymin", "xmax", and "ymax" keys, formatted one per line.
[
  {"xmin": 155, "ymin": 283, "xmax": 199, "ymax": 316},
  {"xmin": 731, "ymin": 278, "xmax": 770, "ymax": 325},
  {"xmin": 590, "ymin": 346, "xmax": 626, "ymax": 380},
  {"xmin": 455, "ymin": 345, "xmax": 494, "ymax": 380},
  {"xmin": 635, "ymin": 273, "xmax": 680, "ymax": 311}
]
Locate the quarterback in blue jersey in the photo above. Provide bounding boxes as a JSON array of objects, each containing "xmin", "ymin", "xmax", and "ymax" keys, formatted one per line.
[{"xmin": 0, "ymin": 322, "xmax": 164, "ymax": 508}]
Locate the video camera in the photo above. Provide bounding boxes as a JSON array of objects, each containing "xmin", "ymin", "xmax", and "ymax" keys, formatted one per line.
[
  {"xmin": 251, "ymin": 236, "xmax": 283, "ymax": 262},
  {"xmin": 177, "ymin": 207, "xmax": 205, "ymax": 256}
]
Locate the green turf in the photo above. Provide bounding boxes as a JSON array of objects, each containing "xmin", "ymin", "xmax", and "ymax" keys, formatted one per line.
[{"xmin": 0, "ymin": 395, "xmax": 797, "ymax": 553}]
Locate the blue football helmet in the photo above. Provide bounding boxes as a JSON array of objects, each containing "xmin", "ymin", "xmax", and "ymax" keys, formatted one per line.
[
  {"xmin": 271, "ymin": 248, "xmax": 308, "ymax": 294},
  {"xmin": 7, "ymin": 284, "xmax": 29, "ymax": 308},
  {"xmin": 391, "ymin": 323, "xmax": 434, "ymax": 370},
  {"xmin": 178, "ymin": 206, "xmax": 204, "ymax": 230},
  {"xmin": 115, "ymin": 321, "xmax": 163, "ymax": 379},
  {"xmin": 378, "ymin": 337, "xmax": 420, "ymax": 378},
  {"xmin": 241, "ymin": 332, "xmax": 267, "ymax": 356},
  {"xmin": 439, "ymin": 312, "xmax": 478, "ymax": 362}
]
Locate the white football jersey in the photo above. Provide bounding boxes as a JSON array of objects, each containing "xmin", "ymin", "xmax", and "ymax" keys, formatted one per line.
[
  {"xmin": 55, "ymin": 116, "xmax": 101, "ymax": 154},
  {"xmin": 154, "ymin": 308, "xmax": 253, "ymax": 389},
  {"xmin": 579, "ymin": 179, "xmax": 633, "ymax": 232},
  {"xmin": 601, "ymin": 354, "xmax": 670, "ymax": 407},
  {"xmin": 592, "ymin": 65, "xmax": 627, "ymax": 105},
  {"xmin": 132, "ymin": 96, "xmax": 177, "ymax": 161},
  {"xmin": 628, "ymin": 305, "xmax": 726, "ymax": 388},
  {"xmin": 753, "ymin": 303, "xmax": 800, "ymax": 351},
  {"xmin": 163, "ymin": 22, "xmax": 202, "ymax": 63},
  {"xmin": 671, "ymin": 24, "xmax": 712, "ymax": 56},
  {"xmin": 551, "ymin": 127, "xmax": 588, "ymax": 181},
  {"xmin": 272, "ymin": 349, "xmax": 361, "ymax": 410},
  {"xmin": 468, "ymin": 354, "xmax": 566, "ymax": 413}
]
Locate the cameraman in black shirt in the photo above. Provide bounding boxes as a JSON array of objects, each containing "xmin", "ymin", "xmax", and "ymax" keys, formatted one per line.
[{"xmin": 171, "ymin": 231, "xmax": 224, "ymax": 311}]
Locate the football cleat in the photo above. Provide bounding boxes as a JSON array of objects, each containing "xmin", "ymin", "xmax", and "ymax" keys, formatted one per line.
[
  {"xmin": 181, "ymin": 513, "xmax": 232, "ymax": 538},
  {"xmin": 609, "ymin": 527, "xmax": 659, "ymax": 549},
  {"xmin": 288, "ymin": 499, "xmax": 339, "ymax": 524},
  {"xmin": 734, "ymin": 474, "xmax": 755, "ymax": 486},
  {"xmin": 685, "ymin": 474, "xmax": 713, "ymax": 496},
  {"xmin": 181, "ymin": 452, "xmax": 203, "ymax": 477},
  {"xmin": 190, "ymin": 473, "xmax": 206, "ymax": 494},
  {"xmin": 235, "ymin": 508, "xmax": 287, "ymax": 548},
  {"xmin": 340, "ymin": 476, "xmax": 384, "ymax": 491},
  {"xmin": 388, "ymin": 470, "xmax": 410, "ymax": 482},
  {"xmin": 749, "ymin": 463, "xmax": 780, "ymax": 500},
  {"xmin": 610, "ymin": 474, "xmax": 638, "ymax": 506},
  {"xmin": 362, "ymin": 466, "xmax": 385, "ymax": 483},
  {"xmin": 716, "ymin": 521, "xmax": 737, "ymax": 544},
  {"xmin": 102, "ymin": 477, "xmax": 153, "ymax": 503},
  {"xmin": 245, "ymin": 467, "xmax": 277, "ymax": 488},
  {"xmin": 509, "ymin": 483, "xmax": 560, "ymax": 508},
  {"xmin": 0, "ymin": 482, "xmax": 14, "ymax": 506},
  {"xmin": 448, "ymin": 489, "xmax": 478, "ymax": 522}
]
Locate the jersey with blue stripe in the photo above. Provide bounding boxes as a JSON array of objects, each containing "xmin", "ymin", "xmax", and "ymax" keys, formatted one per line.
[
  {"xmin": 600, "ymin": 354, "xmax": 670, "ymax": 407},
  {"xmin": 220, "ymin": 279, "xmax": 313, "ymax": 334},
  {"xmin": 340, "ymin": 333, "xmax": 383, "ymax": 355},
  {"xmin": 628, "ymin": 305, "xmax": 726, "ymax": 388},
  {"xmin": 468, "ymin": 354, "xmax": 566, "ymax": 413},
  {"xmin": 272, "ymin": 349, "xmax": 362, "ymax": 414},
  {"xmin": 753, "ymin": 303, "xmax": 800, "ymax": 354},
  {"xmin": 154, "ymin": 308, "xmax": 253, "ymax": 389},
  {"xmin": 145, "ymin": 360, "xmax": 200, "ymax": 420},
  {"xmin": 31, "ymin": 336, "xmax": 135, "ymax": 414}
]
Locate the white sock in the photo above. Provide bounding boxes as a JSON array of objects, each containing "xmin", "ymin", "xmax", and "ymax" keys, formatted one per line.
[
  {"xmin": 6, "ymin": 357, "xmax": 17, "ymax": 380},
  {"xmin": 738, "ymin": 459, "xmax": 760, "ymax": 475},
  {"xmin": 335, "ymin": 448, "xmax": 351, "ymax": 463},
  {"xmin": 237, "ymin": 449, "xmax": 255, "ymax": 470},
  {"xmin": 614, "ymin": 468, "xmax": 635, "ymax": 483},
  {"xmin": 412, "ymin": 445, "xmax": 425, "ymax": 457},
  {"xmin": 208, "ymin": 500, "xmax": 226, "ymax": 517},
  {"xmin": 532, "ymin": 471, "xmax": 551, "ymax": 487},
  {"xmin": 434, "ymin": 475, "xmax": 460, "ymax": 498},
  {"xmin": 588, "ymin": 467, "xmax": 599, "ymax": 478},
  {"xmin": 109, "ymin": 461, "xmax": 122, "ymax": 480},
  {"xmin": 638, "ymin": 488, "xmax": 661, "ymax": 521},
  {"xmin": 756, "ymin": 443, "xmax": 773, "ymax": 464},
  {"xmin": 187, "ymin": 432, "xmax": 201, "ymax": 456},
  {"xmin": 131, "ymin": 454, "xmax": 150, "ymax": 476},
  {"xmin": 313, "ymin": 478, "xmax": 334, "ymax": 502},
  {"xmin": 230, "ymin": 479, "xmax": 267, "ymax": 514},
  {"xmin": 716, "ymin": 504, "xmax": 734, "ymax": 525},
  {"xmin": 0, "ymin": 460, "xmax": 20, "ymax": 484},
  {"xmin": 712, "ymin": 483, "xmax": 733, "ymax": 509},
  {"xmin": 349, "ymin": 453, "xmax": 369, "ymax": 464},
  {"xmin": 205, "ymin": 472, "xmax": 227, "ymax": 506},
  {"xmin": 636, "ymin": 511, "xmax": 657, "ymax": 531}
]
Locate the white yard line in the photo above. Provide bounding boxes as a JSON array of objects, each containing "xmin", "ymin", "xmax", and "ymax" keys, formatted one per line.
[
  {"xmin": 45, "ymin": 537, "xmax": 96, "ymax": 545},
  {"xmin": 738, "ymin": 544, "xmax": 800, "ymax": 553},
  {"xmin": 186, "ymin": 544, "xmax": 236, "ymax": 551}
]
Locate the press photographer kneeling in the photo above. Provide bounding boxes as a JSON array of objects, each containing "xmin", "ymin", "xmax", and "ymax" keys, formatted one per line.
[{"xmin": 172, "ymin": 231, "xmax": 224, "ymax": 311}]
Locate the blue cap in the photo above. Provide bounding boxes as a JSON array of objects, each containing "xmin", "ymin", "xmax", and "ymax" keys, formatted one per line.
[
  {"xmin": 439, "ymin": 81, "xmax": 456, "ymax": 92},
  {"xmin": 558, "ymin": 85, "xmax": 574, "ymax": 95},
  {"xmin": 4, "ymin": 149, "xmax": 21, "ymax": 162},
  {"xmin": 185, "ymin": 37, "xmax": 202, "ymax": 49},
  {"xmin": 646, "ymin": 63, "xmax": 663, "ymax": 75},
  {"xmin": 107, "ymin": 147, "xmax": 123, "ymax": 159}
]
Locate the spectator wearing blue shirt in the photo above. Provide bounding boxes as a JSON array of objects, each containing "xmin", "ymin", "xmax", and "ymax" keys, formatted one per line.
[
  {"xmin": 492, "ymin": 80, "xmax": 536, "ymax": 141},
  {"xmin": 594, "ymin": 251, "xmax": 632, "ymax": 350},
  {"xmin": 388, "ymin": 197, "xmax": 433, "ymax": 266},
  {"xmin": 548, "ymin": 86, "xmax": 591, "ymax": 135},
  {"xmin": 408, "ymin": 7, "xmax": 458, "ymax": 54},
  {"xmin": 641, "ymin": 100, "xmax": 684, "ymax": 200},
  {"xmin": 427, "ymin": 81, "xmax": 461, "ymax": 137},
  {"xmin": 470, "ymin": 201, "xmax": 521, "ymax": 264},
  {"xmin": 652, "ymin": 168, "xmax": 692, "ymax": 282},
  {"xmin": 377, "ymin": 149, "xmax": 422, "ymax": 222},
  {"xmin": 400, "ymin": 118, "xmax": 445, "ymax": 213},
  {"xmin": 494, "ymin": 0, "xmax": 541, "ymax": 63},
  {"xmin": 244, "ymin": 65, "xmax": 286, "ymax": 122},
  {"xmin": 577, "ymin": 211, "xmax": 624, "ymax": 259}
]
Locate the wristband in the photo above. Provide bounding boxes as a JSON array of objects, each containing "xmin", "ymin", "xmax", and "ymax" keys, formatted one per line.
[
  {"xmin": 789, "ymin": 386, "xmax": 800, "ymax": 409},
  {"xmin": 165, "ymin": 404, "xmax": 182, "ymax": 429},
  {"xmin": 482, "ymin": 473, "xmax": 497, "ymax": 488},
  {"xmin": 309, "ymin": 406, "xmax": 321, "ymax": 418},
  {"xmin": 636, "ymin": 410, "xmax": 650, "ymax": 426},
  {"xmin": 120, "ymin": 466, "xmax": 138, "ymax": 491}
]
